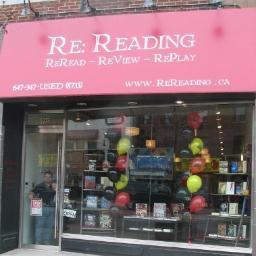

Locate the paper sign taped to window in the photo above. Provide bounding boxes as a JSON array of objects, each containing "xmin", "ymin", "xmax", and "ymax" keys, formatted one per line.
[
  {"xmin": 30, "ymin": 198, "xmax": 42, "ymax": 216},
  {"xmin": 63, "ymin": 209, "xmax": 77, "ymax": 219}
]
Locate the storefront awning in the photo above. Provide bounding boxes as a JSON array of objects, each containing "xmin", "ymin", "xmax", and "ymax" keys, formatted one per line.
[{"xmin": 0, "ymin": 8, "xmax": 256, "ymax": 98}]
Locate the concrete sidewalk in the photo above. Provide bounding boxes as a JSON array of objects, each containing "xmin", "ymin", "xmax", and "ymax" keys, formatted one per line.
[{"xmin": 2, "ymin": 248, "xmax": 99, "ymax": 256}]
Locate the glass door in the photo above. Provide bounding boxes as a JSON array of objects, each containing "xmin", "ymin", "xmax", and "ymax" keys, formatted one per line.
[{"xmin": 21, "ymin": 130, "xmax": 63, "ymax": 247}]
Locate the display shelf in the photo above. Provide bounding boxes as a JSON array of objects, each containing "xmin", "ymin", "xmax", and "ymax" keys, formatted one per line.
[
  {"xmin": 82, "ymin": 227, "xmax": 115, "ymax": 231},
  {"xmin": 210, "ymin": 194, "xmax": 248, "ymax": 197},
  {"xmin": 205, "ymin": 235, "xmax": 249, "ymax": 242},
  {"xmin": 83, "ymin": 170, "xmax": 108, "ymax": 174},
  {"xmin": 208, "ymin": 214, "xmax": 250, "ymax": 219},
  {"xmin": 213, "ymin": 173, "xmax": 248, "ymax": 176},
  {"xmin": 130, "ymin": 175, "xmax": 172, "ymax": 181},
  {"xmin": 122, "ymin": 215, "xmax": 180, "ymax": 241},
  {"xmin": 83, "ymin": 208, "xmax": 110, "ymax": 212},
  {"xmin": 83, "ymin": 189, "xmax": 104, "ymax": 192},
  {"xmin": 128, "ymin": 227, "xmax": 174, "ymax": 233},
  {"xmin": 123, "ymin": 216, "xmax": 180, "ymax": 222}
]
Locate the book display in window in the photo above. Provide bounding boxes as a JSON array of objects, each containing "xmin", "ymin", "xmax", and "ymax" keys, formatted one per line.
[
  {"xmin": 81, "ymin": 152, "xmax": 116, "ymax": 235},
  {"xmin": 153, "ymin": 203, "xmax": 166, "ymax": 218},
  {"xmin": 135, "ymin": 203, "xmax": 148, "ymax": 217},
  {"xmin": 203, "ymin": 157, "xmax": 251, "ymax": 246},
  {"xmin": 99, "ymin": 214, "xmax": 112, "ymax": 229}
]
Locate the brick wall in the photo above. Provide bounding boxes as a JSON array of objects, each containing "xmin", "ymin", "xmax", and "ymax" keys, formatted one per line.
[
  {"xmin": 0, "ymin": 0, "xmax": 255, "ymax": 27},
  {"xmin": 0, "ymin": 0, "xmax": 246, "ymax": 25}
]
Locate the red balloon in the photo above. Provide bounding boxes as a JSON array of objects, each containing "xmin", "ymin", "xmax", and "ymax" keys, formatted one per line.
[
  {"xmin": 187, "ymin": 112, "xmax": 203, "ymax": 130},
  {"xmin": 190, "ymin": 157, "xmax": 206, "ymax": 174},
  {"xmin": 115, "ymin": 192, "xmax": 131, "ymax": 207},
  {"xmin": 115, "ymin": 156, "xmax": 127, "ymax": 172},
  {"xmin": 189, "ymin": 195, "xmax": 206, "ymax": 213}
]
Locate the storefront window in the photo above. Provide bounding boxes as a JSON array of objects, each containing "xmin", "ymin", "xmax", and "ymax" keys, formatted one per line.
[{"xmin": 63, "ymin": 103, "xmax": 252, "ymax": 248}]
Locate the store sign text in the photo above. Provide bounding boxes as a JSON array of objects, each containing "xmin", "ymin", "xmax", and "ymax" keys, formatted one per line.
[{"xmin": 45, "ymin": 34, "xmax": 197, "ymax": 68}]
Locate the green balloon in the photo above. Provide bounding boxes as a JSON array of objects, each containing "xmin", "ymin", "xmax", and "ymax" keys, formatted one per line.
[
  {"xmin": 187, "ymin": 175, "xmax": 202, "ymax": 193},
  {"xmin": 188, "ymin": 137, "xmax": 204, "ymax": 155},
  {"xmin": 115, "ymin": 174, "xmax": 129, "ymax": 190},
  {"xmin": 193, "ymin": 138, "xmax": 204, "ymax": 147},
  {"xmin": 117, "ymin": 138, "xmax": 131, "ymax": 155}
]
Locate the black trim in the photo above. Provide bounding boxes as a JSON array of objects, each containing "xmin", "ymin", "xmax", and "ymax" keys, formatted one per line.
[{"xmin": 61, "ymin": 238, "xmax": 251, "ymax": 256}]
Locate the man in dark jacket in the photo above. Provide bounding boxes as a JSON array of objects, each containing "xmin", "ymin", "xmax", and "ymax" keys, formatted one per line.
[{"xmin": 29, "ymin": 171, "xmax": 56, "ymax": 245}]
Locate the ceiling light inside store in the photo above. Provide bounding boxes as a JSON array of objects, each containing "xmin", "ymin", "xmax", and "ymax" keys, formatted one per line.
[
  {"xmin": 75, "ymin": 112, "xmax": 81, "ymax": 122},
  {"xmin": 175, "ymin": 100, "xmax": 184, "ymax": 104},
  {"xmin": 76, "ymin": 102, "xmax": 87, "ymax": 106},
  {"xmin": 27, "ymin": 103, "xmax": 38, "ymax": 107},
  {"xmin": 146, "ymin": 139, "xmax": 156, "ymax": 149},
  {"xmin": 128, "ymin": 101, "xmax": 138, "ymax": 106},
  {"xmin": 216, "ymin": 111, "xmax": 221, "ymax": 115},
  {"xmin": 220, "ymin": 141, "xmax": 223, "ymax": 144},
  {"xmin": 86, "ymin": 121, "xmax": 91, "ymax": 126},
  {"xmin": 217, "ymin": 125, "xmax": 222, "ymax": 129},
  {"xmin": 219, "ymin": 131, "xmax": 223, "ymax": 134},
  {"xmin": 221, "ymin": 148, "xmax": 224, "ymax": 151},
  {"xmin": 125, "ymin": 127, "xmax": 140, "ymax": 136}
]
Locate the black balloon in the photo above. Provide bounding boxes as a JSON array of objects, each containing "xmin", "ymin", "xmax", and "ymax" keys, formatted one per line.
[
  {"xmin": 175, "ymin": 187, "xmax": 191, "ymax": 202},
  {"xmin": 104, "ymin": 186, "xmax": 116, "ymax": 201},
  {"xmin": 180, "ymin": 149, "xmax": 192, "ymax": 158},
  {"xmin": 108, "ymin": 168, "xmax": 121, "ymax": 182}
]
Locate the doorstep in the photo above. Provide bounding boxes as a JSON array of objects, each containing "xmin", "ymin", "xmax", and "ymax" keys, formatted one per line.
[{"xmin": 1, "ymin": 248, "xmax": 98, "ymax": 256}]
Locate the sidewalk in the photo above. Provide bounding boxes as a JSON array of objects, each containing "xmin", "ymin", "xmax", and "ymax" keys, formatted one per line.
[{"xmin": 2, "ymin": 248, "xmax": 99, "ymax": 256}]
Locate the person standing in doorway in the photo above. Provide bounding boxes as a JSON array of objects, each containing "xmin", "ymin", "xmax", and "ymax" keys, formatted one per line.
[{"xmin": 29, "ymin": 171, "xmax": 56, "ymax": 245}]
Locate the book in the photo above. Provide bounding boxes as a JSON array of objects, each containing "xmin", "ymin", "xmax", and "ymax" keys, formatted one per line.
[
  {"xmin": 229, "ymin": 203, "xmax": 238, "ymax": 215},
  {"xmin": 218, "ymin": 182, "xmax": 226, "ymax": 194},
  {"xmin": 100, "ymin": 177, "xmax": 113, "ymax": 189},
  {"xmin": 135, "ymin": 203, "xmax": 148, "ymax": 217},
  {"xmin": 235, "ymin": 183, "xmax": 242, "ymax": 195},
  {"xmin": 100, "ymin": 197, "xmax": 111, "ymax": 209},
  {"xmin": 227, "ymin": 224, "xmax": 237, "ymax": 237},
  {"xmin": 99, "ymin": 214, "xmax": 112, "ymax": 229},
  {"xmin": 230, "ymin": 162, "xmax": 238, "ymax": 173},
  {"xmin": 238, "ymin": 161, "xmax": 247, "ymax": 173},
  {"xmin": 242, "ymin": 182, "xmax": 248, "ymax": 192},
  {"xmin": 226, "ymin": 182, "xmax": 235, "ymax": 195},
  {"xmin": 239, "ymin": 225, "xmax": 247, "ymax": 239},
  {"xmin": 219, "ymin": 161, "xmax": 228, "ymax": 174},
  {"xmin": 220, "ymin": 202, "xmax": 229, "ymax": 216},
  {"xmin": 170, "ymin": 203, "xmax": 184, "ymax": 218},
  {"xmin": 84, "ymin": 176, "xmax": 96, "ymax": 189},
  {"xmin": 84, "ymin": 214, "xmax": 96, "ymax": 227},
  {"xmin": 86, "ymin": 195, "xmax": 98, "ymax": 208},
  {"xmin": 217, "ymin": 223, "xmax": 226, "ymax": 236},
  {"xmin": 153, "ymin": 203, "xmax": 166, "ymax": 218}
]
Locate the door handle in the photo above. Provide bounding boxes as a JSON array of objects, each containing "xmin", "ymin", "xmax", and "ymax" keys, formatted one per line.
[{"xmin": 54, "ymin": 138, "xmax": 62, "ymax": 239}]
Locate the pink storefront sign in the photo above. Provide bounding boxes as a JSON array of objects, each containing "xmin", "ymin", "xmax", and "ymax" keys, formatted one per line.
[{"xmin": 0, "ymin": 8, "xmax": 256, "ymax": 98}]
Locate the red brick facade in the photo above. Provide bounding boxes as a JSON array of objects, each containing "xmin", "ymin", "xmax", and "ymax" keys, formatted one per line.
[{"xmin": 0, "ymin": 0, "xmax": 242, "ymax": 26}]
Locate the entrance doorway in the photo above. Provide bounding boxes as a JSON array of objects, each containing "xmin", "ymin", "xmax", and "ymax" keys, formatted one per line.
[{"xmin": 21, "ymin": 112, "xmax": 64, "ymax": 248}]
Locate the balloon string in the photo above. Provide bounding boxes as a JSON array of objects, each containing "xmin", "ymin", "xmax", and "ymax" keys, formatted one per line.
[{"xmin": 194, "ymin": 129, "xmax": 197, "ymax": 137}]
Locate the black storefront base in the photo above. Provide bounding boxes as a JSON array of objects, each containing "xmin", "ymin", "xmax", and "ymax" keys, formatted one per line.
[{"xmin": 61, "ymin": 239, "xmax": 251, "ymax": 256}]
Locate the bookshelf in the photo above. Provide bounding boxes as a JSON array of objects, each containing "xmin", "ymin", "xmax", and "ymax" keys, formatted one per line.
[
  {"xmin": 81, "ymin": 153, "xmax": 116, "ymax": 236},
  {"xmin": 202, "ymin": 158, "xmax": 250, "ymax": 247}
]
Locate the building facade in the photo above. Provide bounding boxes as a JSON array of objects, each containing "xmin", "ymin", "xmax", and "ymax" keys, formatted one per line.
[{"xmin": 0, "ymin": 1, "xmax": 255, "ymax": 256}]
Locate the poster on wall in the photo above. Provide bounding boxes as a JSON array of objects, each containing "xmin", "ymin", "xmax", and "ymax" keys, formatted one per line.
[{"xmin": 30, "ymin": 198, "xmax": 43, "ymax": 216}]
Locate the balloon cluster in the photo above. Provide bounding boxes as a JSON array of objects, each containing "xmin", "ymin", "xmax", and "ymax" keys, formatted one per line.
[
  {"xmin": 105, "ymin": 137, "xmax": 131, "ymax": 208},
  {"xmin": 186, "ymin": 112, "xmax": 208, "ymax": 213}
]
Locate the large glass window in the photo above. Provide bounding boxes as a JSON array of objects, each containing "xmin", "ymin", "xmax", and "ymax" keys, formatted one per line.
[{"xmin": 63, "ymin": 103, "xmax": 252, "ymax": 248}]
